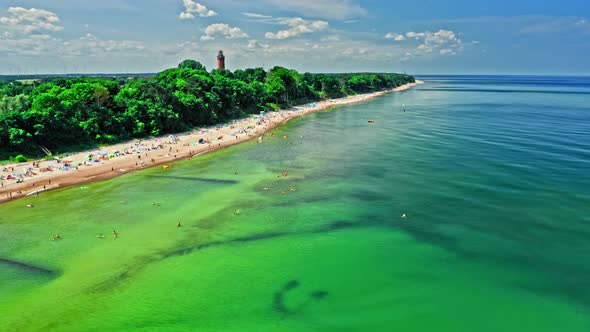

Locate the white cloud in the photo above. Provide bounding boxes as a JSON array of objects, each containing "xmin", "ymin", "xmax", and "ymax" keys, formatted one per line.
[
  {"xmin": 179, "ymin": 0, "xmax": 216, "ymax": 19},
  {"xmin": 242, "ymin": 12, "xmax": 272, "ymax": 19},
  {"xmin": 265, "ymin": 17, "xmax": 328, "ymax": 40},
  {"xmin": 200, "ymin": 23, "xmax": 249, "ymax": 41},
  {"xmin": 0, "ymin": 7, "xmax": 63, "ymax": 34},
  {"xmin": 247, "ymin": 39, "xmax": 269, "ymax": 50},
  {"xmin": 385, "ymin": 32, "xmax": 405, "ymax": 41},
  {"xmin": 241, "ymin": 34, "xmax": 407, "ymax": 64},
  {"xmin": 386, "ymin": 29, "xmax": 463, "ymax": 57},
  {"xmin": 418, "ymin": 30, "xmax": 462, "ymax": 54},
  {"xmin": 261, "ymin": 0, "xmax": 365, "ymax": 20},
  {"xmin": 0, "ymin": 32, "xmax": 145, "ymax": 59},
  {"xmin": 406, "ymin": 31, "xmax": 426, "ymax": 39}
]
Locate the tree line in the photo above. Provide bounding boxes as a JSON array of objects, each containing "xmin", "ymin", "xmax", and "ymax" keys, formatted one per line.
[{"xmin": 0, "ymin": 59, "xmax": 414, "ymax": 160}]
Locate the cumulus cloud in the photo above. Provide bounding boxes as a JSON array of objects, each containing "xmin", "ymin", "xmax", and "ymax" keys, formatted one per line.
[
  {"xmin": 385, "ymin": 29, "xmax": 463, "ymax": 57},
  {"xmin": 384, "ymin": 32, "xmax": 405, "ymax": 41},
  {"xmin": 0, "ymin": 7, "xmax": 63, "ymax": 34},
  {"xmin": 247, "ymin": 39, "xmax": 269, "ymax": 50},
  {"xmin": 265, "ymin": 18, "xmax": 328, "ymax": 40},
  {"xmin": 405, "ymin": 31, "xmax": 426, "ymax": 39},
  {"xmin": 179, "ymin": 0, "xmax": 216, "ymax": 19},
  {"xmin": 200, "ymin": 23, "xmax": 249, "ymax": 41},
  {"xmin": 418, "ymin": 29, "xmax": 462, "ymax": 54}
]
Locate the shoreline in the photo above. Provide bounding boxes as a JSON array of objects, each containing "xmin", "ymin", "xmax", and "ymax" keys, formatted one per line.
[{"xmin": 0, "ymin": 81, "xmax": 423, "ymax": 204}]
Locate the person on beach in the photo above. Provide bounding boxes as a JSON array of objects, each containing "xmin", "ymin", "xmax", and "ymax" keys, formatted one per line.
[
  {"xmin": 177, "ymin": 221, "xmax": 182, "ymax": 228},
  {"xmin": 113, "ymin": 230, "xmax": 118, "ymax": 238}
]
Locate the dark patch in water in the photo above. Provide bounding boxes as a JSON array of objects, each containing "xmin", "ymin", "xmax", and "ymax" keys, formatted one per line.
[
  {"xmin": 161, "ymin": 231, "xmax": 293, "ymax": 259},
  {"xmin": 169, "ymin": 218, "xmax": 394, "ymax": 261},
  {"xmin": 400, "ymin": 220, "xmax": 590, "ymax": 308},
  {"xmin": 284, "ymin": 280, "xmax": 300, "ymax": 291},
  {"xmin": 94, "ymin": 219, "xmax": 372, "ymax": 291},
  {"xmin": 273, "ymin": 279, "xmax": 300, "ymax": 315},
  {"xmin": 324, "ymin": 220, "xmax": 357, "ymax": 231},
  {"xmin": 272, "ymin": 280, "xmax": 330, "ymax": 315},
  {"xmin": 310, "ymin": 290, "xmax": 329, "ymax": 300},
  {"xmin": 148, "ymin": 175, "xmax": 238, "ymax": 184},
  {"xmin": 0, "ymin": 258, "xmax": 53, "ymax": 275}
]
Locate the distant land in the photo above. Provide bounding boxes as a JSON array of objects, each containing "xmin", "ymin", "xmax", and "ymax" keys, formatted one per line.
[
  {"xmin": 0, "ymin": 58, "xmax": 414, "ymax": 161},
  {"xmin": 0, "ymin": 73, "xmax": 158, "ymax": 81}
]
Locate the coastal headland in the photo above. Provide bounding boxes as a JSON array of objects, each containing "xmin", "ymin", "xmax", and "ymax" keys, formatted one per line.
[{"xmin": 0, "ymin": 81, "xmax": 422, "ymax": 204}]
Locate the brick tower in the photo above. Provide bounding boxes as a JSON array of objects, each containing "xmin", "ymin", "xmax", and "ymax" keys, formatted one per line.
[{"xmin": 217, "ymin": 50, "xmax": 225, "ymax": 69}]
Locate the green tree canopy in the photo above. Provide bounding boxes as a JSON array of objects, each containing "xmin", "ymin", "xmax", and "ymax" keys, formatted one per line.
[{"xmin": 0, "ymin": 59, "xmax": 414, "ymax": 160}]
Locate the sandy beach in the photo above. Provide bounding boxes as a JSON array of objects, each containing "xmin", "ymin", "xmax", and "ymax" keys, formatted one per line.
[{"xmin": 0, "ymin": 81, "xmax": 422, "ymax": 204}]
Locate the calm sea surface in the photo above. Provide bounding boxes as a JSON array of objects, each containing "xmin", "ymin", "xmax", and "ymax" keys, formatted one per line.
[{"xmin": 1, "ymin": 76, "xmax": 589, "ymax": 331}]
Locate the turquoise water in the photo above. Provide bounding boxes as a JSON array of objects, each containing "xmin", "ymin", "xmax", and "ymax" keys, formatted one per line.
[{"xmin": 1, "ymin": 76, "xmax": 589, "ymax": 331}]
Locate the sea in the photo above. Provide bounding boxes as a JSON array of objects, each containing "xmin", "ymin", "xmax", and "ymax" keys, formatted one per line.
[{"xmin": 1, "ymin": 75, "xmax": 589, "ymax": 331}]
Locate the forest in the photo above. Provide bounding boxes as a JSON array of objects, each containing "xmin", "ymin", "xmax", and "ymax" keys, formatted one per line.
[{"xmin": 0, "ymin": 59, "xmax": 414, "ymax": 160}]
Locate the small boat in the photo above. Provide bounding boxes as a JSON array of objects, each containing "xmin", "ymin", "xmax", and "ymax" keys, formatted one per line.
[{"xmin": 368, "ymin": 120, "xmax": 375, "ymax": 123}]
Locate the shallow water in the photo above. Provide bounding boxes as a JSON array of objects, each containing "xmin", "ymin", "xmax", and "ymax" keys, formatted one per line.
[{"xmin": 1, "ymin": 76, "xmax": 589, "ymax": 331}]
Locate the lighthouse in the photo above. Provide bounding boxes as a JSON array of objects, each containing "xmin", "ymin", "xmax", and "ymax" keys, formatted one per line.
[{"xmin": 217, "ymin": 50, "xmax": 225, "ymax": 69}]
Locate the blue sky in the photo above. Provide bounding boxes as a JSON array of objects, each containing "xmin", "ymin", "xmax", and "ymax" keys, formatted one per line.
[{"xmin": 0, "ymin": 0, "xmax": 589, "ymax": 75}]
